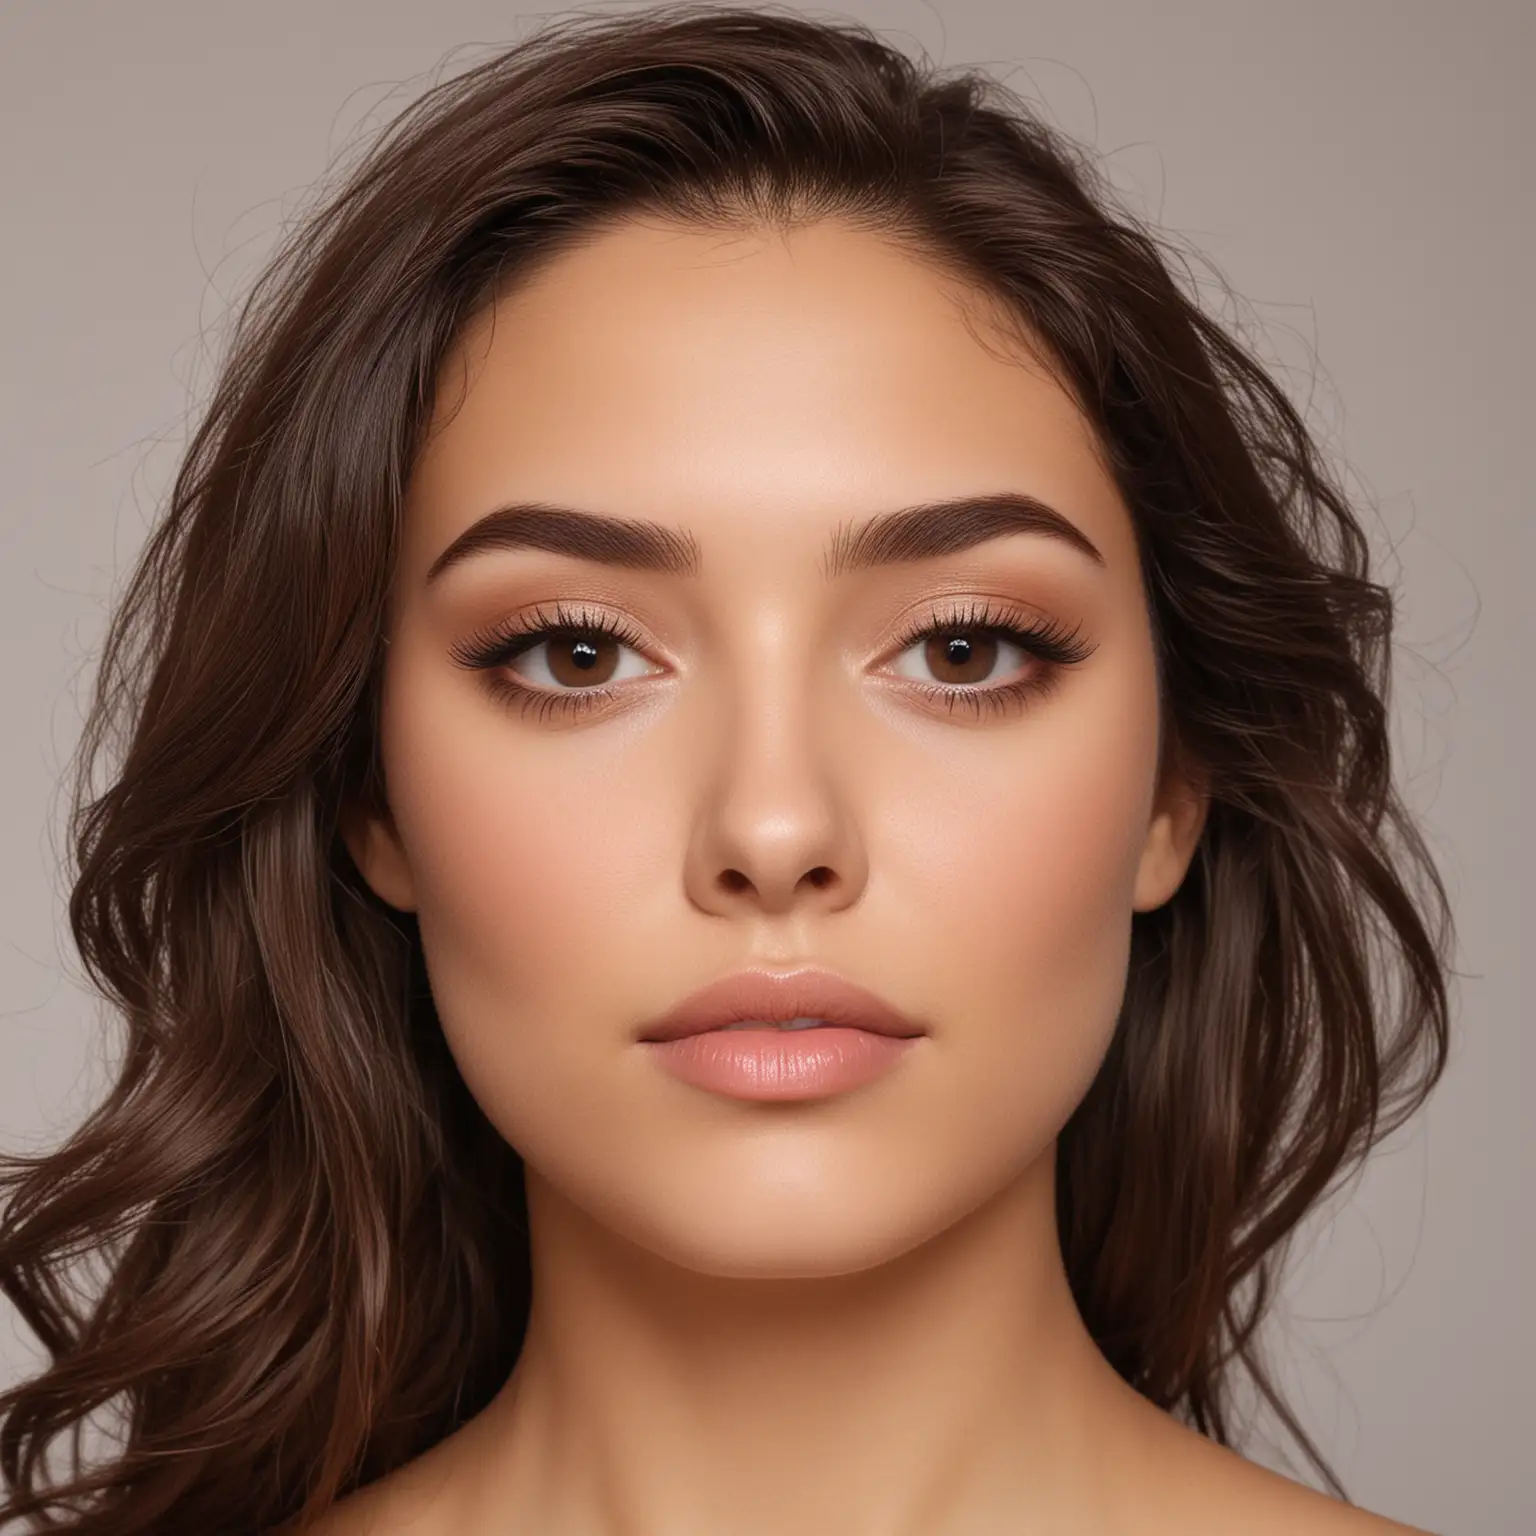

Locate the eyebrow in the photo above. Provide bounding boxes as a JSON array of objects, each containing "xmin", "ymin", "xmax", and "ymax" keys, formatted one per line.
[{"xmin": 423, "ymin": 490, "xmax": 1104, "ymax": 586}]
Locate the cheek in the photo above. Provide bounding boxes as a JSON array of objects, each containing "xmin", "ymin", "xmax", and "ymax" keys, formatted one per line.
[
  {"xmin": 880, "ymin": 658, "xmax": 1160, "ymax": 1116},
  {"xmin": 966, "ymin": 733, "xmax": 1149, "ymax": 986},
  {"xmin": 375, "ymin": 659, "xmax": 669, "ymax": 1074}
]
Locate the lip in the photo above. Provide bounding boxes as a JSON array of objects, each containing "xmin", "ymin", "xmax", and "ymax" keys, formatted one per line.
[
  {"xmin": 636, "ymin": 967, "xmax": 927, "ymax": 1043},
  {"xmin": 636, "ymin": 968, "xmax": 927, "ymax": 1103}
]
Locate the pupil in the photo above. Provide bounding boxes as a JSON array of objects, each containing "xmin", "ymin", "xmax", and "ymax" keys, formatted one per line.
[{"xmin": 571, "ymin": 638, "xmax": 599, "ymax": 670}]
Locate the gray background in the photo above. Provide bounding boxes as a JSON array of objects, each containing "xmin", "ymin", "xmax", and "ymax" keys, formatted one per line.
[{"xmin": 0, "ymin": 2, "xmax": 1529, "ymax": 1532}]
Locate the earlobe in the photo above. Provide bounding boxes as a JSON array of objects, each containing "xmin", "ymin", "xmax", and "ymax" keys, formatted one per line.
[
  {"xmin": 1132, "ymin": 769, "xmax": 1210, "ymax": 914},
  {"xmin": 339, "ymin": 803, "xmax": 419, "ymax": 913}
]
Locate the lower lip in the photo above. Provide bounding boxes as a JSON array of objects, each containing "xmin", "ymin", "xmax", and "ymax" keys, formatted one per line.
[{"xmin": 643, "ymin": 1026, "xmax": 918, "ymax": 1101}]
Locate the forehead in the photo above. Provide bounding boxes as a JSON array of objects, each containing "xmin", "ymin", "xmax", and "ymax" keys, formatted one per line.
[{"xmin": 405, "ymin": 218, "xmax": 1131, "ymax": 573}]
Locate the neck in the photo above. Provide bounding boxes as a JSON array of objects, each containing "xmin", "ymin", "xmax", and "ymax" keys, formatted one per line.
[{"xmin": 461, "ymin": 1148, "xmax": 1151, "ymax": 1535}]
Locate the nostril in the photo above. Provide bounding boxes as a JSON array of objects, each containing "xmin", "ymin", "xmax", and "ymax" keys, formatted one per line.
[{"xmin": 713, "ymin": 866, "xmax": 838, "ymax": 898}]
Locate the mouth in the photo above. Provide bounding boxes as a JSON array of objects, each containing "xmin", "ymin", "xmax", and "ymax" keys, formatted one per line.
[{"xmin": 636, "ymin": 967, "xmax": 928, "ymax": 1044}]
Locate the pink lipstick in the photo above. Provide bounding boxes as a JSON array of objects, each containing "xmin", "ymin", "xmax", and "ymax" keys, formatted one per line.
[{"xmin": 637, "ymin": 968, "xmax": 925, "ymax": 1101}]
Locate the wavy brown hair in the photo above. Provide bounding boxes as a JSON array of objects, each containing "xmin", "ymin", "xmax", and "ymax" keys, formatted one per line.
[{"xmin": 0, "ymin": 6, "xmax": 1453, "ymax": 1530}]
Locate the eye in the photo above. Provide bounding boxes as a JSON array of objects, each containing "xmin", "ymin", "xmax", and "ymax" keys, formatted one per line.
[
  {"xmin": 450, "ymin": 598, "xmax": 1093, "ymax": 726},
  {"xmin": 877, "ymin": 600, "xmax": 1096, "ymax": 719},
  {"xmin": 447, "ymin": 601, "xmax": 665, "ymax": 720},
  {"xmin": 888, "ymin": 629, "xmax": 1035, "ymax": 689},
  {"xmin": 508, "ymin": 630, "xmax": 657, "ymax": 690}
]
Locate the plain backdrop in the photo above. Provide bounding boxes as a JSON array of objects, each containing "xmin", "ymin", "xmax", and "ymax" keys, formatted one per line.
[{"xmin": 0, "ymin": 2, "xmax": 1529, "ymax": 1532}]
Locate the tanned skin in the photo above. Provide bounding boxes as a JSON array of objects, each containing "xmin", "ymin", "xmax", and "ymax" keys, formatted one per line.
[{"xmin": 328, "ymin": 218, "xmax": 1430, "ymax": 1536}]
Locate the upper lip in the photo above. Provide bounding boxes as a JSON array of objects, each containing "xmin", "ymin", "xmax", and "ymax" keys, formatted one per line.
[{"xmin": 637, "ymin": 968, "xmax": 928, "ymax": 1043}]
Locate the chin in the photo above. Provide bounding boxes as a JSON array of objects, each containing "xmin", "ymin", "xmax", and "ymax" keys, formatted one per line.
[
  {"xmin": 612, "ymin": 1201, "xmax": 947, "ymax": 1282},
  {"xmin": 540, "ymin": 1134, "xmax": 1035, "ymax": 1284}
]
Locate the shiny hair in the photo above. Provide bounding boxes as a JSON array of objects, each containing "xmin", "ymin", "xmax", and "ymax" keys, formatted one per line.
[{"xmin": 0, "ymin": 6, "xmax": 1452, "ymax": 1529}]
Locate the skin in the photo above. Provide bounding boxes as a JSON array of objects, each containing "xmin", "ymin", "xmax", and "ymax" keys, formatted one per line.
[{"xmin": 333, "ymin": 217, "xmax": 1429, "ymax": 1535}]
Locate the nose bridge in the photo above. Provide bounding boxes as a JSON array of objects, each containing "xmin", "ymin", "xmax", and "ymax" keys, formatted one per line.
[{"xmin": 683, "ymin": 616, "xmax": 868, "ymax": 917}]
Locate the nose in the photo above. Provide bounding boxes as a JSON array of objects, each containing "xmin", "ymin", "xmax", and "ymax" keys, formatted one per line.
[{"xmin": 682, "ymin": 685, "xmax": 869, "ymax": 920}]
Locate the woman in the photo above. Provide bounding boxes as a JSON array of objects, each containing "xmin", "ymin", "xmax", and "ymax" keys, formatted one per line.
[{"xmin": 0, "ymin": 7, "xmax": 1452, "ymax": 1532}]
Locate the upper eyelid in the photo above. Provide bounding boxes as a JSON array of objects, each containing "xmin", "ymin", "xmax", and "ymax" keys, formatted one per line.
[
  {"xmin": 574, "ymin": 595, "xmax": 1045, "ymax": 637},
  {"xmin": 494, "ymin": 606, "xmax": 1068, "ymax": 682},
  {"xmin": 501, "ymin": 602, "xmax": 1049, "ymax": 649}
]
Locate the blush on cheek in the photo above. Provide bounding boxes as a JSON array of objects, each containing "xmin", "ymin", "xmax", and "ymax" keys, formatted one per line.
[
  {"xmin": 927, "ymin": 703, "xmax": 1155, "ymax": 1074},
  {"xmin": 389, "ymin": 702, "xmax": 678, "ymax": 1104},
  {"xmin": 411, "ymin": 793, "xmax": 627, "ymax": 995}
]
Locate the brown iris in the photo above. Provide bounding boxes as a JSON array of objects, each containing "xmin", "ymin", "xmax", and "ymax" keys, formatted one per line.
[
  {"xmin": 924, "ymin": 632, "xmax": 1000, "ymax": 685},
  {"xmin": 544, "ymin": 633, "xmax": 621, "ymax": 687}
]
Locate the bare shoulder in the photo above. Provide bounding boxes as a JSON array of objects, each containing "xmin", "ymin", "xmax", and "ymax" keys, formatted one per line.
[
  {"xmin": 1120, "ymin": 1402, "xmax": 1438, "ymax": 1536},
  {"xmin": 1216, "ymin": 1461, "xmax": 1438, "ymax": 1536},
  {"xmin": 282, "ymin": 1439, "xmax": 464, "ymax": 1536},
  {"xmin": 1226, "ymin": 1462, "xmax": 1437, "ymax": 1536}
]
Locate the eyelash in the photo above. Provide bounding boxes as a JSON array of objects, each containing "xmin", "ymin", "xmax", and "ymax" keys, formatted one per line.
[{"xmin": 448, "ymin": 598, "xmax": 1096, "ymax": 724}]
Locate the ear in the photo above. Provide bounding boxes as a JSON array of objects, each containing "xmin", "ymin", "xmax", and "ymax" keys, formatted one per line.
[
  {"xmin": 339, "ymin": 799, "xmax": 419, "ymax": 913},
  {"xmin": 1132, "ymin": 755, "xmax": 1210, "ymax": 913}
]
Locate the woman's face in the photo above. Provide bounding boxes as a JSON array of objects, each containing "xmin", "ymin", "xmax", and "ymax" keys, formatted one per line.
[{"xmin": 349, "ymin": 217, "xmax": 1205, "ymax": 1277}]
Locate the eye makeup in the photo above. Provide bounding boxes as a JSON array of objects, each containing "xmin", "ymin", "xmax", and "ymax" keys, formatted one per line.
[{"xmin": 448, "ymin": 596, "xmax": 1096, "ymax": 724}]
